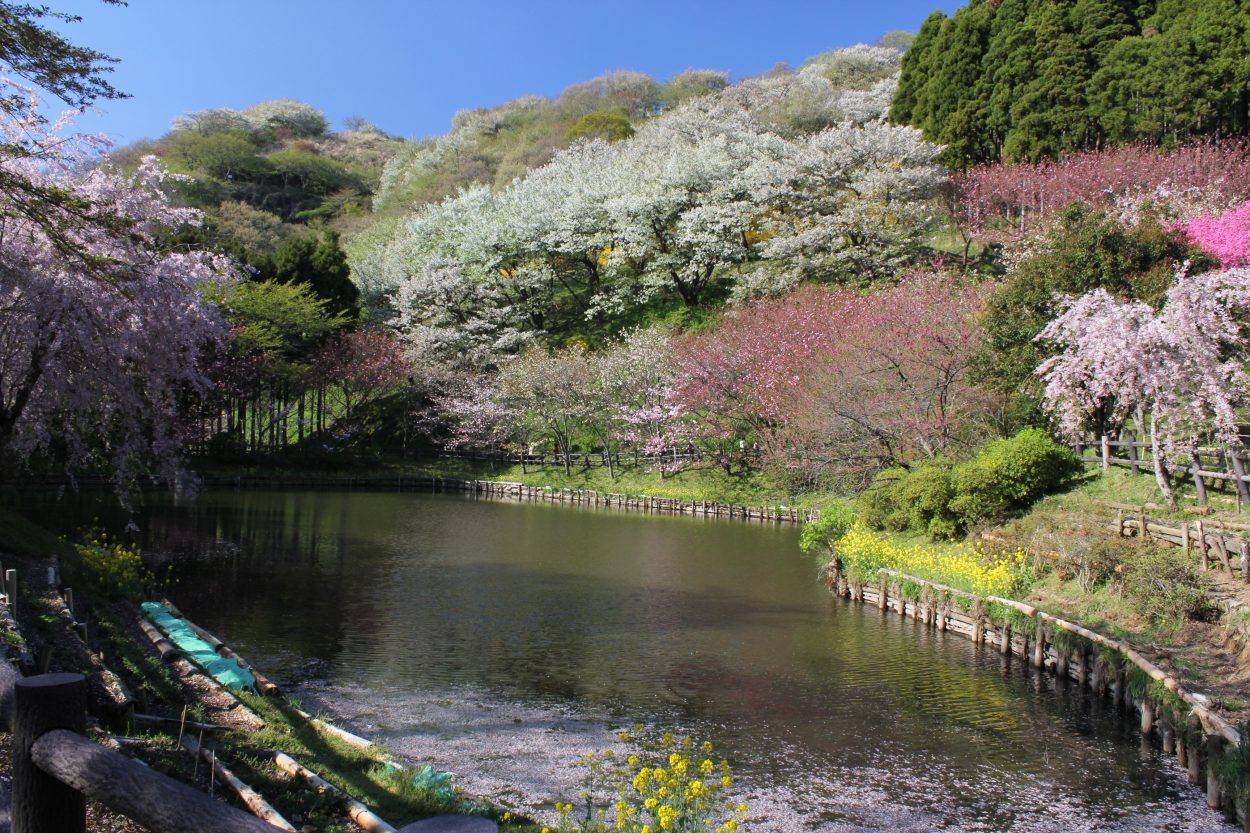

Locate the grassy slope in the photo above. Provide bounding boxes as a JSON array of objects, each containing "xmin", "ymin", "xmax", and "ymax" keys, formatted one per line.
[{"xmin": 849, "ymin": 465, "xmax": 1250, "ymax": 713}]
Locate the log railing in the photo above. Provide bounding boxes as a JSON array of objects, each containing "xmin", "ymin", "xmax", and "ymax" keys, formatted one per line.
[
  {"xmin": 9, "ymin": 671, "xmax": 281, "ymax": 833},
  {"xmin": 437, "ymin": 448, "xmax": 715, "ymax": 469},
  {"xmin": 1081, "ymin": 431, "xmax": 1250, "ymax": 511},
  {"xmin": 1105, "ymin": 500, "xmax": 1250, "ymax": 581}
]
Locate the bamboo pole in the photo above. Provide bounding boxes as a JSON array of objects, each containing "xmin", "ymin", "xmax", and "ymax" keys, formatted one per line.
[
  {"xmin": 272, "ymin": 751, "xmax": 397, "ymax": 833},
  {"xmin": 291, "ymin": 707, "xmax": 375, "ymax": 752},
  {"xmin": 180, "ymin": 734, "xmax": 296, "ymax": 831}
]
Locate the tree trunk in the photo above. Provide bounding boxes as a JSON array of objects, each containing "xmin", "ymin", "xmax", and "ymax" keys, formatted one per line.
[{"xmin": 1148, "ymin": 407, "xmax": 1178, "ymax": 510}]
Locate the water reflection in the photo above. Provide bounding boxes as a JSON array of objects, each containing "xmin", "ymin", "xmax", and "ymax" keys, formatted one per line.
[{"xmin": 12, "ymin": 489, "xmax": 1232, "ymax": 831}]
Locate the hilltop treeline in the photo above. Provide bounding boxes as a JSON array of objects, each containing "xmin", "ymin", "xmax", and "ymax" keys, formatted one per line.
[{"xmin": 891, "ymin": 0, "xmax": 1250, "ymax": 166}]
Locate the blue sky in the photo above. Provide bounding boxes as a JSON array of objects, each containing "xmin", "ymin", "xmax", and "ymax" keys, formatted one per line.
[{"xmin": 49, "ymin": 1, "xmax": 960, "ymax": 146}]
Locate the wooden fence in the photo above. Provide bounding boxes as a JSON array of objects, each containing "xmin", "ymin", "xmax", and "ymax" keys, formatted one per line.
[
  {"xmin": 7, "ymin": 671, "xmax": 282, "ymax": 833},
  {"xmin": 1108, "ymin": 501, "xmax": 1250, "ymax": 578},
  {"xmin": 454, "ymin": 480, "xmax": 816, "ymax": 523},
  {"xmin": 1080, "ymin": 431, "xmax": 1250, "ymax": 511},
  {"xmin": 828, "ymin": 567, "xmax": 1244, "ymax": 821},
  {"xmin": 438, "ymin": 448, "xmax": 713, "ymax": 469}
]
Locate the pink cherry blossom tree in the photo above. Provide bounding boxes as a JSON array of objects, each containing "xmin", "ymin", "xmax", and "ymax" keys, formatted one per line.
[
  {"xmin": 1038, "ymin": 267, "xmax": 1250, "ymax": 508},
  {"xmin": 777, "ymin": 272, "xmax": 994, "ymax": 487},
  {"xmin": 0, "ymin": 85, "xmax": 234, "ymax": 489},
  {"xmin": 950, "ymin": 140, "xmax": 1250, "ymax": 248},
  {"xmin": 670, "ymin": 284, "xmax": 844, "ymax": 451},
  {"xmin": 670, "ymin": 273, "xmax": 994, "ymax": 486},
  {"xmin": 314, "ymin": 329, "xmax": 411, "ymax": 431}
]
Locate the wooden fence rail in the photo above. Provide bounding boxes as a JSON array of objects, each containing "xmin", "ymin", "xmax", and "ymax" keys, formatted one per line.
[
  {"xmin": 437, "ymin": 449, "xmax": 713, "ymax": 469},
  {"xmin": 1104, "ymin": 500, "xmax": 1250, "ymax": 582},
  {"xmin": 9, "ymin": 672, "xmax": 279, "ymax": 833},
  {"xmin": 1081, "ymin": 431, "xmax": 1250, "ymax": 512}
]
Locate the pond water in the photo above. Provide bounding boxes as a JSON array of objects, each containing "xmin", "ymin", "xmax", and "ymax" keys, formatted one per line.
[{"xmin": 15, "ymin": 489, "xmax": 1234, "ymax": 831}]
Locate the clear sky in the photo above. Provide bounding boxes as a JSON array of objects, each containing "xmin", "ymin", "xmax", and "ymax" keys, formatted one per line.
[{"xmin": 48, "ymin": 0, "xmax": 960, "ymax": 146}]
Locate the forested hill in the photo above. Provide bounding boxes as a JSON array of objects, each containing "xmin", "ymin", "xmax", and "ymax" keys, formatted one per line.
[{"xmin": 891, "ymin": 0, "xmax": 1250, "ymax": 167}]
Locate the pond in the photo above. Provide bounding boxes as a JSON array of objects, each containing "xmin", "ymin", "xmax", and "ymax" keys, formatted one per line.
[{"xmin": 16, "ymin": 488, "xmax": 1232, "ymax": 831}]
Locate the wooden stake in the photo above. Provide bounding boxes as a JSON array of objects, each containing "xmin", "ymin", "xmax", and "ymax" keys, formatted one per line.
[
  {"xmin": 13, "ymin": 673, "xmax": 87, "ymax": 833},
  {"xmin": 5, "ymin": 569, "xmax": 16, "ymax": 619},
  {"xmin": 1032, "ymin": 619, "xmax": 1045, "ymax": 668},
  {"xmin": 1207, "ymin": 734, "xmax": 1225, "ymax": 810}
]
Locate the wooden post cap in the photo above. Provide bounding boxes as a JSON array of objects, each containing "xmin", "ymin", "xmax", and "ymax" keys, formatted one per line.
[{"xmin": 398, "ymin": 817, "xmax": 499, "ymax": 833}]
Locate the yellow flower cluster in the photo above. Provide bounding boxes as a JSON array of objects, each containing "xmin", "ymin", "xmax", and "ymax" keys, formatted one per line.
[
  {"xmin": 834, "ymin": 523, "xmax": 1031, "ymax": 598},
  {"xmin": 552, "ymin": 729, "xmax": 748, "ymax": 833},
  {"xmin": 74, "ymin": 531, "xmax": 153, "ymax": 598}
]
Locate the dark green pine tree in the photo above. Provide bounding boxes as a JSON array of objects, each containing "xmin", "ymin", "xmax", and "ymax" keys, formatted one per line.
[
  {"xmin": 270, "ymin": 230, "xmax": 360, "ymax": 319},
  {"xmin": 890, "ymin": 10, "xmax": 946, "ymax": 126},
  {"xmin": 928, "ymin": 2, "xmax": 994, "ymax": 168},
  {"xmin": 891, "ymin": 0, "xmax": 1250, "ymax": 162},
  {"xmin": 1004, "ymin": 2, "xmax": 1093, "ymax": 161}
]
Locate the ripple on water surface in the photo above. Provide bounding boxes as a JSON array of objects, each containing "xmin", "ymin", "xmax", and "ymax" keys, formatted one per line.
[{"xmin": 14, "ymin": 489, "xmax": 1238, "ymax": 832}]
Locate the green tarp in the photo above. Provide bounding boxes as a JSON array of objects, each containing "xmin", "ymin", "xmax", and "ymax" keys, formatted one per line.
[{"xmin": 141, "ymin": 602, "xmax": 256, "ymax": 692}]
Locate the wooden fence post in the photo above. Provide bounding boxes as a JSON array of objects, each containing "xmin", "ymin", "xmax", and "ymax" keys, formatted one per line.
[
  {"xmin": 1231, "ymin": 449, "xmax": 1250, "ymax": 514},
  {"xmin": 1207, "ymin": 734, "xmax": 1225, "ymax": 810},
  {"xmin": 1197, "ymin": 520, "xmax": 1209, "ymax": 570},
  {"xmin": 14, "ymin": 673, "xmax": 87, "ymax": 833},
  {"xmin": 1101, "ymin": 434, "xmax": 1111, "ymax": 471},
  {"xmin": 1127, "ymin": 429, "xmax": 1140, "ymax": 474},
  {"xmin": 1032, "ymin": 619, "xmax": 1045, "ymax": 668},
  {"xmin": 5, "ymin": 568, "xmax": 16, "ymax": 618}
]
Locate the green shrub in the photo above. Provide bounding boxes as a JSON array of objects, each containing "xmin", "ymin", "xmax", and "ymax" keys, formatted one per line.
[
  {"xmin": 859, "ymin": 462, "xmax": 958, "ymax": 537},
  {"xmin": 895, "ymin": 462, "xmax": 959, "ymax": 539},
  {"xmin": 859, "ymin": 429, "xmax": 1081, "ymax": 539},
  {"xmin": 1120, "ymin": 547, "xmax": 1212, "ymax": 626},
  {"xmin": 857, "ymin": 467, "xmax": 906, "ymax": 531},
  {"xmin": 798, "ymin": 501, "xmax": 856, "ymax": 553},
  {"xmin": 949, "ymin": 428, "xmax": 1082, "ymax": 525}
]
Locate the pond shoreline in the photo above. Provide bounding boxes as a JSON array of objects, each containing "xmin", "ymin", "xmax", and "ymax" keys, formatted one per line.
[
  {"xmin": 825, "ymin": 564, "xmax": 1247, "ymax": 830},
  {"xmin": 7, "ymin": 473, "xmax": 820, "ymax": 523}
]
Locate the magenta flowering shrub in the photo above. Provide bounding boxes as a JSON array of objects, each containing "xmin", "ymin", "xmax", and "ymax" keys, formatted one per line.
[{"xmin": 1177, "ymin": 201, "xmax": 1250, "ymax": 268}]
